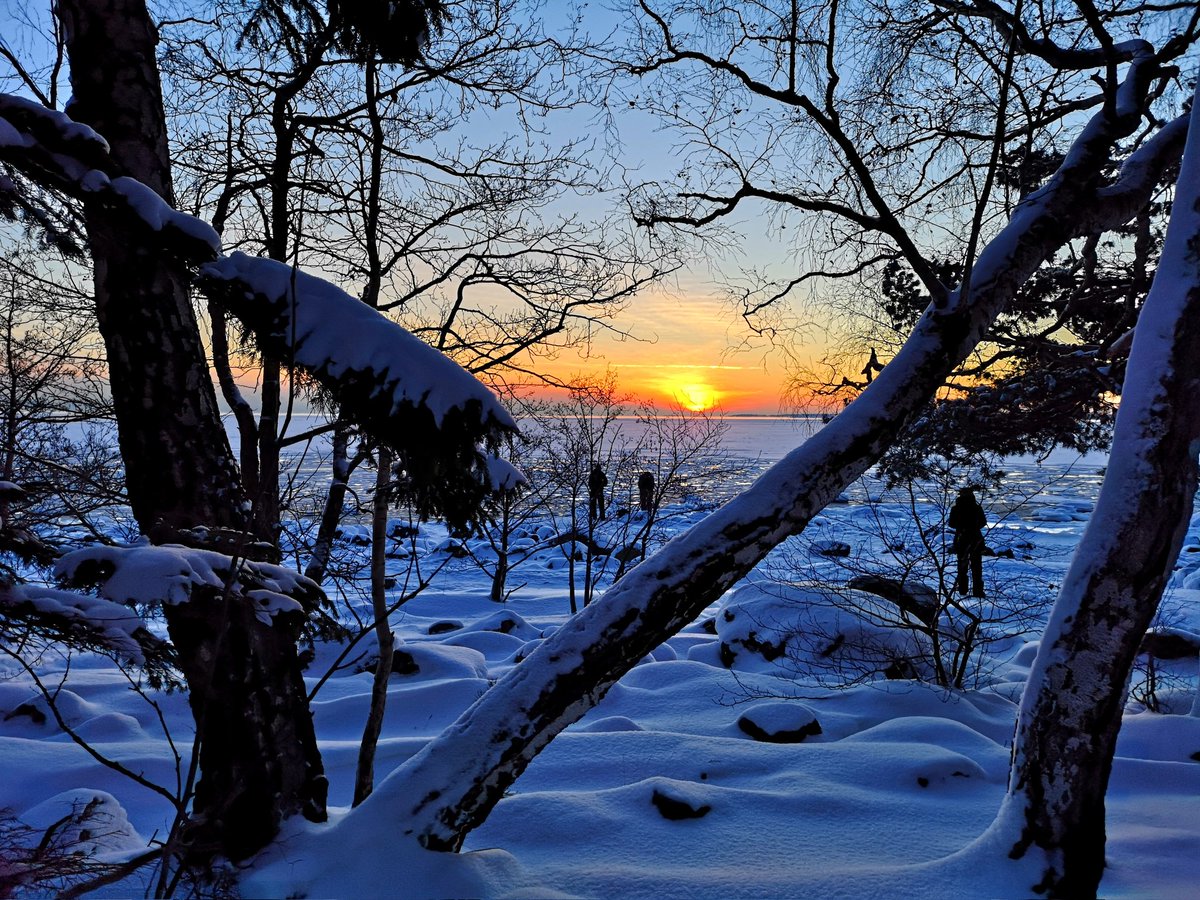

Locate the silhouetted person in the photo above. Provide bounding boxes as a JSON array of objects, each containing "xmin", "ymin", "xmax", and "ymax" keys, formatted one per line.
[
  {"xmin": 638, "ymin": 471, "xmax": 655, "ymax": 514},
  {"xmin": 588, "ymin": 463, "xmax": 607, "ymax": 521},
  {"xmin": 948, "ymin": 487, "xmax": 986, "ymax": 598}
]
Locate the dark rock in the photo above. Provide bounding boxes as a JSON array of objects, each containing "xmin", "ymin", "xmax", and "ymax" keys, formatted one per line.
[
  {"xmin": 359, "ymin": 644, "xmax": 421, "ymax": 676},
  {"xmin": 489, "ymin": 616, "xmax": 518, "ymax": 634},
  {"xmin": 847, "ymin": 574, "xmax": 938, "ymax": 626},
  {"xmin": 699, "ymin": 618, "xmax": 717, "ymax": 635},
  {"xmin": 719, "ymin": 642, "xmax": 737, "ymax": 668},
  {"xmin": 737, "ymin": 713, "xmax": 822, "ymax": 744},
  {"xmin": 818, "ymin": 633, "xmax": 846, "ymax": 658},
  {"xmin": 390, "ymin": 648, "xmax": 420, "ymax": 676},
  {"xmin": 3, "ymin": 702, "xmax": 45, "ymax": 725},
  {"xmin": 883, "ymin": 658, "xmax": 919, "ymax": 680},
  {"xmin": 651, "ymin": 788, "xmax": 711, "ymax": 820},
  {"xmin": 810, "ymin": 540, "xmax": 851, "ymax": 558},
  {"xmin": 433, "ymin": 540, "xmax": 469, "ymax": 558},
  {"xmin": 335, "ymin": 526, "xmax": 372, "ymax": 546},
  {"xmin": 736, "ymin": 631, "xmax": 786, "ymax": 662},
  {"xmin": 428, "ymin": 620, "xmax": 463, "ymax": 635},
  {"xmin": 615, "ymin": 544, "xmax": 642, "ymax": 564},
  {"xmin": 545, "ymin": 530, "xmax": 610, "ymax": 556},
  {"xmin": 1139, "ymin": 629, "xmax": 1200, "ymax": 660}
]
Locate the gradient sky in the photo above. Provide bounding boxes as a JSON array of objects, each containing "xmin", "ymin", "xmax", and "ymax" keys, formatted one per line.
[
  {"xmin": 535, "ymin": 282, "xmax": 807, "ymax": 414},
  {"xmin": 0, "ymin": 2, "xmax": 830, "ymax": 415}
]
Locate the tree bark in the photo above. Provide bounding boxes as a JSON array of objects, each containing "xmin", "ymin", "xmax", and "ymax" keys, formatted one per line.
[
  {"xmin": 56, "ymin": 0, "xmax": 242, "ymax": 533},
  {"xmin": 339, "ymin": 49, "xmax": 1185, "ymax": 852},
  {"xmin": 353, "ymin": 447, "xmax": 395, "ymax": 806},
  {"xmin": 993, "ymin": 78, "xmax": 1200, "ymax": 899},
  {"xmin": 303, "ymin": 413, "xmax": 355, "ymax": 583},
  {"xmin": 56, "ymin": 0, "xmax": 326, "ymax": 860}
]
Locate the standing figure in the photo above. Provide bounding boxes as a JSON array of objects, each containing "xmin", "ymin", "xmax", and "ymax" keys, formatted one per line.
[
  {"xmin": 588, "ymin": 463, "xmax": 608, "ymax": 521},
  {"xmin": 638, "ymin": 471, "xmax": 655, "ymax": 514},
  {"xmin": 948, "ymin": 487, "xmax": 987, "ymax": 597}
]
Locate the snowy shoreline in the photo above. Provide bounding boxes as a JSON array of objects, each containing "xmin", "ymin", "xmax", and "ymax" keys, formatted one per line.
[{"xmin": 3, "ymin": 444, "xmax": 1198, "ymax": 898}]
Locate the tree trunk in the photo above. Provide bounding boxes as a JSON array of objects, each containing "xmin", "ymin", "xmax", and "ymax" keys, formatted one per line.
[
  {"xmin": 168, "ymin": 592, "xmax": 327, "ymax": 857},
  {"xmin": 57, "ymin": 0, "xmax": 242, "ymax": 534},
  {"xmin": 303, "ymin": 413, "xmax": 355, "ymax": 583},
  {"xmin": 336, "ymin": 54, "xmax": 1185, "ymax": 852},
  {"xmin": 353, "ymin": 448, "xmax": 395, "ymax": 805},
  {"xmin": 993, "ymin": 79, "xmax": 1200, "ymax": 898},
  {"xmin": 56, "ymin": 0, "xmax": 326, "ymax": 860}
]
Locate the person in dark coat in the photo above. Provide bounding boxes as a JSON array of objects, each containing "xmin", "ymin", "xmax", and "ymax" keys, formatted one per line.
[
  {"xmin": 638, "ymin": 471, "xmax": 655, "ymax": 514},
  {"xmin": 948, "ymin": 487, "xmax": 986, "ymax": 597},
  {"xmin": 588, "ymin": 463, "xmax": 607, "ymax": 521}
]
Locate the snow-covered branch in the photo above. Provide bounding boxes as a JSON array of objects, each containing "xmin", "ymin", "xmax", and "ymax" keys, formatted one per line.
[
  {"xmin": 54, "ymin": 542, "xmax": 325, "ymax": 625},
  {"xmin": 197, "ymin": 253, "xmax": 516, "ymax": 526},
  {"xmin": 0, "ymin": 95, "xmax": 220, "ymax": 260},
  {"xmin": 0, "ymin": 581, "xmax": 165, "ymax": 666}
]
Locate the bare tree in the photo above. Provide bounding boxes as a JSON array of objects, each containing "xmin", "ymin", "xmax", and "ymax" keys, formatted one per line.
[{"xmin": 0, "ymin": 245, "xmax": 125, "ymax": 543}]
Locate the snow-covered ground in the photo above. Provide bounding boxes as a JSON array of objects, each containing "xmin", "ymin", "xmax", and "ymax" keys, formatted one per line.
[{"xmin": 3, "ymin": 453, "xmax": 1199, "ymax": 898}]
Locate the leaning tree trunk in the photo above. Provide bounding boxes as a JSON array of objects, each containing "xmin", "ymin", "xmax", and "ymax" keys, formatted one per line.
[
  {"xmin": 57, "ymin": 0, "xmax": 326, "ymax": 861},
  {"xmin": 303, "ymin": 412, "xmax": 356, "ymax": 583},
  {"xmin": 319, "ymin": 48, "xmax": 1186, "ymax": 855},
  {"xmin": 991, "ymin": 79, "xmax": 1200, "ymax": 899}
]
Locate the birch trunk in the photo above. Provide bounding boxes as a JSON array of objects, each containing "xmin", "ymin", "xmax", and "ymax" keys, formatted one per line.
[{"xmin": 993, "ymin": 78, "xmax": 1200, "ymax": 898}]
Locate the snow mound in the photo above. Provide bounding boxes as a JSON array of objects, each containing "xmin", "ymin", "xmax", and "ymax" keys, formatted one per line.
[
  {"xmin": 393, "ymin": 641, "xmax": 490, "ymax": 681},
  {"xmin": 20, "ymin": 789, "xmax": 146, "ymax": 858},
  {"xmin": 736, "ymin": 701, "xmax": 823, "ymax": 743}
]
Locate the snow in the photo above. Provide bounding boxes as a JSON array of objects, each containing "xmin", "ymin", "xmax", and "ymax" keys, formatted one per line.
[
  {"xmin": 199, "ymin": 252, "xmax": 516, "ymax": 431},
  {"xmin": 0, "ymin": 116, "xmax": 33, "ymax": 149},
  {"xmin": 0, "ymin": 94, "xmax": 109, "ymax": 151},
  {"xmin": 3, "ymin": 456, "xmax": 1197, "ymax": 898},
  {"xmin": 53, "ymin": 542, "xmax": 314, "ymax": 623},
  {"xmin": 0, "ymin": 582, "xmax": 154, "ymax": 663},
  {"xmin": 484, "ymin": 453, "xmax": 526, "ymax": 491},
  {"xmin": 108, "ymin": 177, "xmax": 222, "ymax": 253}
]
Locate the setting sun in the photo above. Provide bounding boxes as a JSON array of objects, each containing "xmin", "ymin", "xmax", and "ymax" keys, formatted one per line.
[{"xmin": 672, "ymin": 381, "xmax": 720, "ymax": 412}]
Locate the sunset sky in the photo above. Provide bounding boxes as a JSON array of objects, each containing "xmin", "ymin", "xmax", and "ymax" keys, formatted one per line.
[{"xmin": 534, "ymin": 282, "xmax": 808, "ymax": 414}]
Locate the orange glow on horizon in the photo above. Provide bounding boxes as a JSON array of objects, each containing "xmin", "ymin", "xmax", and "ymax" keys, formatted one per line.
[
  {"xmin": 667, "ymin": 380, "xmax": 721, "ymax": 412},
  {"xmin": 502, "ymin": 285, "xmax": 832, "ymax": 413}
]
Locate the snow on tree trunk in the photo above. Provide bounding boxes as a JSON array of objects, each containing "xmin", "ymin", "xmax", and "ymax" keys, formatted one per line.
[
  {"xmin": 991, "ymin": 79, "xmax": 1200, "ymax": 898},
  {"xmin": 55, "ymin": 0, "xmax": 327, "ymax": 860},
  {"xmin": 315, "ymin": 53, "xmax": 1186, "ymax": 855}
]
